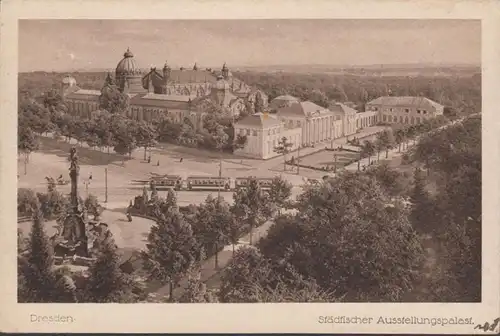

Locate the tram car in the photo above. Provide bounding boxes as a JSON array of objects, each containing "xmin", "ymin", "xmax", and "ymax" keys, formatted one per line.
[
  {"xmin": 149, "ymin": 174, "xmax": 183, "ymax": 190},
  {"xmin": 186, "ymin": 176, "xmax": 231, "ymax": 191},
  {"xmin": 235, "ymin": 177, "xmax": 274, "ymax": 190}
]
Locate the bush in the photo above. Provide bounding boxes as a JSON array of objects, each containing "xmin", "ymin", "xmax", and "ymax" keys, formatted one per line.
[{"xmin": 18, "ymin": 188, "xmax": 40, "ymax": 217}]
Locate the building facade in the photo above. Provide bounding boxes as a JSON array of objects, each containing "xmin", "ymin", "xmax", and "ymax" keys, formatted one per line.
[
  {"xmin": 61, "ymin": 48, "xmax": 268, "ymax": 128},
  {"xmin": 365, "ymin": 96, "xmax": 444, "ymax": 126},
  {"xmin": 234, "ymin": 98, "xmax": 380, "ymax": 159},
  {"xmin": 234, "ymin": 113, "xmax": 302, "ymax": 159},
  {"xmin": 234, "ymin": 94, "xmax": 443, "ymax": 159}
]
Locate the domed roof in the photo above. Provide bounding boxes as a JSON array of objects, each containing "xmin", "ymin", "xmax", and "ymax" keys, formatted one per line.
[
  {"xmin": 62, "ymin": 75, "xmax": 76, "ymax": 85},
  {"xmin": 116, "ymin": 48, "xmax": 141, "ymax": 77},
  {"xmin": 214, "ymin": 76, "xmax": 230, "ymax": 90}
]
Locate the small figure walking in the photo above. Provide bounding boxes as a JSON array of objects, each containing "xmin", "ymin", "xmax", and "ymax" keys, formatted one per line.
[
  {"xmin": 89, "ymin": 172, "xmax": 93, "ymax": 181},
  {"xmin": 157, "ymin": 160, "xmax": 160, "ymax": 166},
  {"xmin": 180, "ymin": 157, "xmax": 183, "ymax": 163},
  {"xmin": 147, "ymin": 155, "xmax": 151, "ymax": 163},
  {"xmin": 127, "ymin": 212, "xmax": 133, "ymax": 222}
]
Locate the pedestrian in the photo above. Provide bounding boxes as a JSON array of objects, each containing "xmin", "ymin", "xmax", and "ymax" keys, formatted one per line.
[
  {"xmin": 89, "ymin": 173, "xmax": 93, "ymax": 181},
  {"xmin": 180, "ymin": 157, "xmax": 183, "ymax": 163},
  {"xmin": 147, "ymin": 155, "xmax": 151, "ymax": 163},
  {"xmin": 157, "ymin": 160, "xmax": 160, "ymax": 166}
]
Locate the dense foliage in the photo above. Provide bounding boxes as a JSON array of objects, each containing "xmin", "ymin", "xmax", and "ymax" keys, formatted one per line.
[{"xmin": 233, "ymin": 71, "xmax": 481, "ymax": 115}]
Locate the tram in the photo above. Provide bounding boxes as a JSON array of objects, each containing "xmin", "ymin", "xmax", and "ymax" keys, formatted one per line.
[
  {"xmin": 149, "ymin": 174, "xmax": 183, "ymax": 190},
  {"xmin": 235, "ymin": 177, "xmax": 274, "ymax": 190},
  {"xmin": 186, "ymin": 176, "xmax": 231, "ymax": 191}
]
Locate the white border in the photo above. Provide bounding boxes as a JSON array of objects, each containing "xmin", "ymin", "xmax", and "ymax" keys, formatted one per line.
[{"xmin": 1, "ymin": 0, "xmax": 499, "ymax": 334}]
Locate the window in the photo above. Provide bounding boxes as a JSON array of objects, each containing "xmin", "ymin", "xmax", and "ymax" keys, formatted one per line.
[
  {"xmin": 416, "ymin": 117, "xmax": 421, "ymax": 123},
  {"xmin": 268, "ymin": 130, "xmax": 271, "ymax": 136},
  {"xmin": 405, "ymin": 108, "xmax": 409, "ymax": 113},
  {"xmin": 417, "ymin": 110, "xmax": 421, "ymax": 114},
  {"xmin": 383, "ymin": 115, "xmax": 387, "ymax": 122},
  {"xmin": 390, "ymin": 108, "xmax": 393, "ymax": 112},
  {"xmin": 252, "ymin": 130, "xmax": 257, "ymax": 136},
  {"xmin": 374, "ymin": 107, "xmax": 378, "ymax": 111},
  {"xmin": 411, "ymin": 117, "xmax": 415, "ymax": 124},
  {"xmin": 423, "ymin": 110, "xmax": 427, "ymax": 115},
  {"xmin": 296, "ymin": 120, "xmax": 301, "ymax": 127},
  {"xmin": 400, "ymin": 116, "xmax": 403, "ymax": 123}
]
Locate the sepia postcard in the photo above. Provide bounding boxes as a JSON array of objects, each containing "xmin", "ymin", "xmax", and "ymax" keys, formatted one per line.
[{"xmin": 0, "ymin": 0, "xmax": 499, "ymax": 334}]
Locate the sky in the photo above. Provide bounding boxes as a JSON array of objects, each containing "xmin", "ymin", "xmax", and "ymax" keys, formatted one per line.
[{"xmin": 18, "ymin": 19, "xmax": 481, "ymax": 72}]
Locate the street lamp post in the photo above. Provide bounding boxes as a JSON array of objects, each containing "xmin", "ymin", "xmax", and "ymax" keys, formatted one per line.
[
  {"xmin": 297, "ymin": 145, "xmax": 300, "ymax": 175},
  {"xmin": 104, "ymin": 167, "xmax": 108, "ymax": 203},
  {"xmin": 217, "ymin": 150, "xmax": 222, "ymax": 200},
  {"xmin": 84, "ymin": 180, "xmax": 90, "ymax": 198},
  {"xmin": 333, "ymin": 152, "xmax": 338, "ymax": 174}
]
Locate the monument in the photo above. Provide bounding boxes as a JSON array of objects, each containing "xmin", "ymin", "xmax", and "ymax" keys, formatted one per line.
[{"xmin": 52, "ymin": 147, "xmax": 91, "ymax": 259}]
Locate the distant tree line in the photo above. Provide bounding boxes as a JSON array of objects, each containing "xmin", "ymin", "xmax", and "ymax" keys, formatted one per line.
[{"xmin": 233, "ymin": 71, "xmax": 481, "ymax": 114}]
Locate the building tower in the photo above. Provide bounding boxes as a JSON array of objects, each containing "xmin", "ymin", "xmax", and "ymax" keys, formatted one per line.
[
  {"xmin": 61, "ymin": 75, "xmax": 78, "ymax": 97},
  {"xmin": 221, "ymin": 62, "xmax": 230, "ymax": 79},
  {"xmin": 211, "ymin": 75, "xmax": 230, "ymax": 107},
  {"xmin": 115, "ymin": 48, "xmax": 145, "ymax": 94},
  {"xmin": 162, "ymin": 61, "xmax": 171, "ymax": 85}
]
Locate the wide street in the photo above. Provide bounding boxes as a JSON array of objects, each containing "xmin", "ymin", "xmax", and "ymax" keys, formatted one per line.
[{"xmin": 18, "ymin": 125, "xmax": 386, "ymax": 210}]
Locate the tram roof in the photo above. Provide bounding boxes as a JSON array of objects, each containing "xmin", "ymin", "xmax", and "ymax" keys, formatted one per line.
[{"xmin": 186, "ymin": 176, "xmax": 229, "ymax": 179}]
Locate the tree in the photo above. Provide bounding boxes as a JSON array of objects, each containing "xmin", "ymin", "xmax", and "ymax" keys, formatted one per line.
[
  {"xmin": 84, "ymin": 194, "xmax": 103, "ymax": 221},
  {"xmin": 365, "ymin": 162, "xmax": 410, "ymax": 197},
  {"xmin": 176, "ymin": 258, "xmax": 218, "ymax": 303},
  {"xmin": 17, "ymin": 188, "xmax": 41, "ymax": 217},
  {"xmin": 134, "ymin": 121, "xmax": 159, "ymax": 161},
  {"xmin": 375, "ymin": 130, "xmax": 393, "ymax": 161},
  {"xmin": 361, "ymin": 140, "xmax": 375, "ymax": 166},
  {"xmin": 150, "ymin": 184, "xmax": 159, "ymax": 203},
  {"xmin": 192, "ymin": 195, "xmax": 232, "ymax": 269},
  {"xmin": 231, "ymin": 134, "xmax": 248, "ymax": 153},
  {"xmin": 218, "ymin": 247, "xmax": 337, "ymax": 303},
  {"xmin": 18, "ymin": 126, "xmax": 40, "ymax": 175},
  {"xmin": 394, "ymin": 128, "xmax": 406, "ymax": 152},
  {"xmin": 274, "ymin": 136, "xmax": 293, "ymax": 171},
  {"xmin": 111, "ymin": 117, "xmax": 137, "ymax": 163},
  {"xmin": 84, "ymin": 239, "xmax": 138, "ymax": 303},
  {"xmin": 260, "ymin": 171, "xmax": 426, "ymax": 301},
  {"xmin": 231, "ymin": 178, "xmax": 270, "ymax": 245},
  {"xmin": 141, "ymin": 207, "xmax": 200, "ymax": 301},
  {"xmin": 37, "ymin": 190, "xmax": 68, "ymax": 220},
  {"xmin": 254, "ymin": 91, "xmax": 265, "ymax": 113},
  {"xmin": 227, "ymin": 216, "xmax": 244, "ymax": 256},
  {"xmin": 382, "ymin": 130, "xmax": 395, "ymax": 158},
  {"xmin": 18, "ymin": 211, "xmax": 59, "ymax": 302},
  {"xmin": 142, "ymin": 186, "xmax": 149, "ymax": 205},
  {"xmin": 99, "ymin": 84, "xmax": 130, "ymax": 114},
  {"xmin": 267, "ymin": 176, "xmax": 293, "ymax": 215}
]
